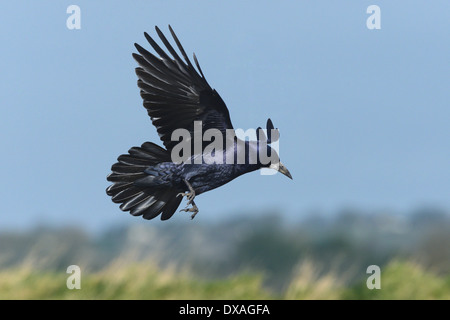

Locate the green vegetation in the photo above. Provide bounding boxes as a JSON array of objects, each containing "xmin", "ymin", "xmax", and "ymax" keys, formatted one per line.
[
  {"xmin": 1, "ymin": 209, "xmax": 449, "ymax": 299},
  {"xmin": 1, "ymin": 260, "xmax": 449, "ymax": 299},
  {"xmin": 0, "ymin": 262, "xmax": 270, "ymax": 300},
  {"xmin": 344, "ymin": 261, "xmax": 450, "ymax": 300}
]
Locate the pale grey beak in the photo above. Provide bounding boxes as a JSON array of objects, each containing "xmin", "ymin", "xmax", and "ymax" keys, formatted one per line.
[
  {"xmin": 269, "ymin": 161, "xmax": 293, "ymax": 180},
  {"xmin": 278, "ymin": 162, "xmax": 293, "ymax": 180}
]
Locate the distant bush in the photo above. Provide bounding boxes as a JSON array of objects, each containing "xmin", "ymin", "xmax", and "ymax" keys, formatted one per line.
[
  {"xmin": 0, "ymin": 261, "xmax": 271, "ymax": 300},
  {"xmin": 0, "ymin": 209, "xmax": 449, "ymax": 298},
  {"xmin": 345, "ymin": 261, "xmax": 450, "ymax": 300},
  {"xmin": 0, "ymin": 260, "xmax": 448, "ymax": 299}
]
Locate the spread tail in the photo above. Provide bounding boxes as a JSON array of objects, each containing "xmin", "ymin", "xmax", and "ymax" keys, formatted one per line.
[{"xmin": 106, "ymin": 142, "xmax": 181, "ymax": 220}]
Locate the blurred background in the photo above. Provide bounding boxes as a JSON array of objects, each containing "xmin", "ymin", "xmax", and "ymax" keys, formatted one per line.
[{"xmin": 0, "ymin": 1, "xmax": 449, "ymax": 299}]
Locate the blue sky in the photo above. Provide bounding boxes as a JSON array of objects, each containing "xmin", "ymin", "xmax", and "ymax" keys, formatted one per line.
[{"xmin": 1, "ymin": 1, "xmax": 449, "ymax": 231}]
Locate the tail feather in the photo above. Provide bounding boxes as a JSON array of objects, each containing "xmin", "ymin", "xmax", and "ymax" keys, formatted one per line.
[
  {"xmin": 161, "ymin": 193, "xmax": 182, "ymax": 220},
  {"xmin": 116, "ymin": 155, "xmax": 151, "ymax": 166},
  {"xmin": 141, "ymin": 190, "xmax": 176, "ymax": 220},
  {"xmin": 111, "ymin": 163, "xmax": 147, "ymax": 174},
  {"xmin": 111, "ymin": 186, "xmax": 145, "ymax": 203},
  {"xmin": 106, "ymin": 142, "xmax": 181, "ymax": 220},
  {"xmin": 119, "ymin": 191, "xmax": 152, "ymax": 211},
  {"xmin": 107, "ymin": 171, "xmax": 147, "ymax": 183},
  {"xmin": 106, "ymin": 181, "xmax": 133, "ymax": 193},
  {"xmin": 130, "ymin": 193, "xmax": 159, "ymax": 216}
]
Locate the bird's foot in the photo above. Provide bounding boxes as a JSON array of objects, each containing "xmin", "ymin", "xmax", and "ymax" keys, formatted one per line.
[
  {"xmin": 179, "ymin": 202, "xmax": 199, "ymax": 220},
  {"xmin": 177, "ymin": 179, "xmax": 196, "ymax": 205},
  {"xmin": 177, "ymin": 191, "xmax": 188, "ymax": 198},
  {"xmin": 176, "ymin": 191, "xmax": 195, "ymax": 205},
  {"xmin": 178, "ymin": 179, "xmax": 198, "ymax": 219}
]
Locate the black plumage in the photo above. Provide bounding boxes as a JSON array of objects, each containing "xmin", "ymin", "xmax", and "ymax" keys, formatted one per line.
[{"xmin": 106, "ymin": 26, "xmax": 292, "ymax": 220}]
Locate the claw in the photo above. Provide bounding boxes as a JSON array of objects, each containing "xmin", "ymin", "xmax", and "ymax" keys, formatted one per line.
[
  {"xmin": 179, "ymin": 203, "xmax": 199, "ymax": 219},
  {"xmin": 179, "ymin": 179, "xmax": 199, "ymax": 219},
  {"xmin": 177, "ymin": 191, "xmax": 195, "ymax": 204},
  {"xmin": 180, "ymin": 206, "xmax": 195, "ymax": 212}
]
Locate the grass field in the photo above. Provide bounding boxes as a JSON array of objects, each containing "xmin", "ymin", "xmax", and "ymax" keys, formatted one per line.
[
  {"xmin": 1, "ymin": 260, "xmax": 449, "ymax": 300},
  {"xmin": 1, "ymin": 211, "xmax": 449, "ymax": 299}
]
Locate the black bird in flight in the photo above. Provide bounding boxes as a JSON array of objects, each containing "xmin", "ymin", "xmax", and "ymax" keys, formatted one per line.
[{"xmin": 106, "ymin": 26, "xmax": 292, "ymax": 220}]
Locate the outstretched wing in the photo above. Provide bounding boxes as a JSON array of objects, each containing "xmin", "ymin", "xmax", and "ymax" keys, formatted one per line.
[{"xmin": 133, "ymin": 25, "xmax": 233, "ymax": 151}]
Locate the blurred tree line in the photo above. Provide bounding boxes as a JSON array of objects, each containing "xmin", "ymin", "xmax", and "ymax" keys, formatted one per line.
[{"xmin": 0, "ymin": 207, "xmax": 449, "ymax": 292}]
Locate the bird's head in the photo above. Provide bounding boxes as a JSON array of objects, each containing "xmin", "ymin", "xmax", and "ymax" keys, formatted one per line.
[{"xmin": 257, "ymin": 119, "xmax": 292, "ymax": 180}]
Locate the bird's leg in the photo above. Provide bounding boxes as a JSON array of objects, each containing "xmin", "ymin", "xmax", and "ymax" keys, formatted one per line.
[
  {"xmin": 177, "ymin": 179, "xmax": 196, "ymax": 205},
  {"xmin": 178, "ymin": 179, "xmax": 199, "ymax": 219}
]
